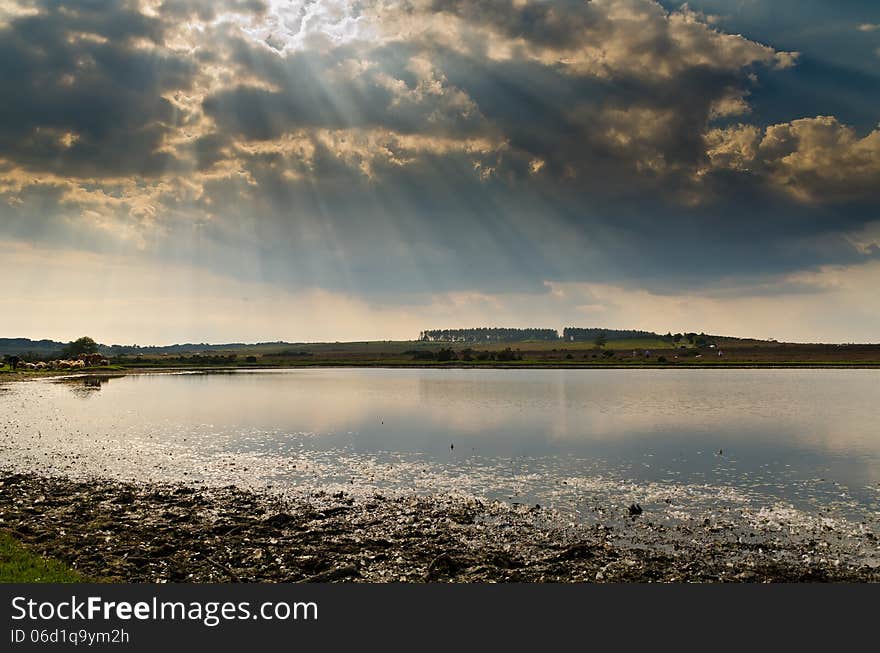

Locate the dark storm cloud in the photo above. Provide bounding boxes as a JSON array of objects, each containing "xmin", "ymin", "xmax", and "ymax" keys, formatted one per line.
[
  {"xmin": 199, "ymin": 28, "xmax": 760, "ymax": 196},
  {"xmin": 428, "ymin": 0, "xmax": 605, "ymax": 49},
  {"xmin": 182, "ymin": 0, "xmax": 878, "ymax": 293},
  {"xmin": 1, "ymin": 0, "xmax": 878, "ymax": 302},
  {"xmin": 202, "ymin": 38, "xmax": 488, "ymax": 141},
  {"xmin": 198, "ymin": 0, "xmax": 778, "ymax": 176},
  {"xmin": 428, "ymin": 50, "xmax": 741, "ymax": 183},
  {"xmin": 0, "ymin": 0, "xmax": 193, "ymax": 177},
  {"xmin": 173, "ymin": 126, "xmax": 874, "ymax": 298}
]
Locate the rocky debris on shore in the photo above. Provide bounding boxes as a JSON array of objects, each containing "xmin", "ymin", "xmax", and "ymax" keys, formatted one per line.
[{"xmin": 1, "ymin": 471, "xmax": 878, "ymax": 583}]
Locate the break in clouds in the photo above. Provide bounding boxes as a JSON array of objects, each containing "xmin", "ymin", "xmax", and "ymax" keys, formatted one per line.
[{"xmin": 1, "ymin": 0, "xmax": 879, "ymax": 338}]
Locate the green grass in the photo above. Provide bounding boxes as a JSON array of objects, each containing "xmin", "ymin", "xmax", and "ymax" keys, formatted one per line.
[
  {"xmin": 0, "ymin": 532, "xmax": 87, "ymax": 583},
  {"xmin": 599, "ymin": 338, "xmax": 676, "ymax": 350}
]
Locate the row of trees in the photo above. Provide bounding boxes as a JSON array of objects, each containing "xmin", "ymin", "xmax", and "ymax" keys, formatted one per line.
[
  {"xmin": 418, "ymin": 328, "xmax": 716, "ymax": 345},
  {"xmin": 419, "ymin": 328, "xmax": 558, "ymax": 343},
  {"xmin": 1, "ymin": 336, "xmax": 101, "ymax": 362},
  {"xmin": 563, "ymin": 328, "xmax": 658, "ymax": 341},
  {"xmin": 669, "ymin": 332, "xmax": 711, "ymax": 346},
  {"xmin": 420, "ymin": 327, "xmax": 667, "ymax": 343}
]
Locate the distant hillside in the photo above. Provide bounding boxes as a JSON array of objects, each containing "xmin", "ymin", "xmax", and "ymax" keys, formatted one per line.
[
  {"xmin": 0, "ymin": 338, "xmax": 67, "ymax": 357},
  {"xmin": 0, "ymin": 338, "xmax": 303, "ymax": 358},
  {"xmin": 2, "ymin": 329, "xmax": 769, "ymax": 360}
]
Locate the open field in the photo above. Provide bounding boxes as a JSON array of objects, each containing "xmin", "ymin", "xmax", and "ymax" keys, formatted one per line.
[
  {"xmin": 90, "ymin": 339, "xmax": 880, "ymax": 368},
  {"xmin": 4, "ymin": 340, "xmax": 880, "ymax": 375}
]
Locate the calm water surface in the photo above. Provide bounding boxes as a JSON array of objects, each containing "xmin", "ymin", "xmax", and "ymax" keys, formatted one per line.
[{"xmin": 2, "ymin": 369, "xmax": 879, "ymax": 524}]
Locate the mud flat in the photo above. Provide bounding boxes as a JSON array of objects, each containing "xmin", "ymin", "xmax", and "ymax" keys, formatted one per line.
[{"xmin": 1, "ymin": 471, "xmax": 877, "ymax": 582}]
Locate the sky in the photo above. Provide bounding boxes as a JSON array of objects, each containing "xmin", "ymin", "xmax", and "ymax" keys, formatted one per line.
[{"xmin": 1, "ymin": 0, "xmax": 879, "ymax": 345}]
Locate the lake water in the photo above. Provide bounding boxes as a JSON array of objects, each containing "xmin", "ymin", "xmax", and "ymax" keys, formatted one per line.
[{"xmin": 2, "ymin": 369, "xmax": 879, "ymax": 528}]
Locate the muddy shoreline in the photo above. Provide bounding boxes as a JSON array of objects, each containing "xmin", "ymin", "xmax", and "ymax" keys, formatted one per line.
[{"xmin": 1, "ymin": 471, "xmax": 877, "ymax": 582}]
